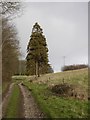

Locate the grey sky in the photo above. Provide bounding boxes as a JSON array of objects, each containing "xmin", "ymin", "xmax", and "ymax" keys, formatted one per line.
[{"xmin": 13, "ymin": 2, "xmax": 88, "ymax": 72}]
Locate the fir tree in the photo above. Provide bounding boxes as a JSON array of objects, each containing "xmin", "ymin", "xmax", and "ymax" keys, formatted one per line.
[{"xmin": 26, "ymin": 22, "xmax": 53, "ymax": 77}]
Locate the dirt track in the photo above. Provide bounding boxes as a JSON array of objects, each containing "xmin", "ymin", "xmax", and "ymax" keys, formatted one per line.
[
  {"xmin": 19, "ymin": 83, "xmax": 45, "ymax": 118},
  {"xmin": 2, "ymin": 82, "xmax": 24, "ymax": 118},
  {"xmin": 2, "ymin": 83, "xmax": 14, "ymax": 118},
  {"xmin": 2, "ymin": 82, "xmax": 45, "ymax": 118}
]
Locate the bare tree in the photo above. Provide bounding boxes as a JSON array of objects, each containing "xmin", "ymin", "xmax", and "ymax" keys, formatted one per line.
[
  {"xmin": 2, "ymin": 17, "xmax": 19, "ymax": 81},
  {"xmin": 0, "ymin": 2, "xmax": 21, "ymax": 82},
  {"xmin": 0, "ymin": 2, "xmax": 21, "ymax": 16}
]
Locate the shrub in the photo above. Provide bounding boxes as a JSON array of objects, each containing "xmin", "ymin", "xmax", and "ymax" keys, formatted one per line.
[{"xmin": 62, "ymin": 64, "xmax": 88, "ymax": 71}]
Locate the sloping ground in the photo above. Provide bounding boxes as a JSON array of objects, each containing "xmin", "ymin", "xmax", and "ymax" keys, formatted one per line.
[
  {"xmin": 34, "ymin": 68, "xmax": 88, "ymax": 87},
  {"xmin": 33, "ymin": 68, "xmax": 88, "ymax": 99},
  {"xmin": 23, "ymin": 82, "xmax": 88, "ymax": 118},
  {"xmin": 14, "ymin": 68, "xmax": 88, "ymax": 89},
  {"xmin": 11, "ymin": 68, "xmax": 88, "ymax": 118},
  {"xmin": 18, "ymin": 68, "xmax": 88, "ymax": 100},
  {"xmin": 20, "ymin": 68, "xmax": 88, "ymax": 118}
]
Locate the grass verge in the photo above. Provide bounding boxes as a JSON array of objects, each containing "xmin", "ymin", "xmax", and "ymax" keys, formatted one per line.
[
  {"xmin": 23, "ymin": 81, "xmax": 88, "ymax": 118},
  {"xmin": 13, "ymin": 69, "xmax": 88, "ymax": 118},
  {"xmin": 5, "ymin": 84, "xmax": 21, "ymax": 118}
]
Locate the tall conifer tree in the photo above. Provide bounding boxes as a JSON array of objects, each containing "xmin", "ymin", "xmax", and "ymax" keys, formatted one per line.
[{"xmin": 26, "ymin": 22, "xmax": 52, "ymax": 77}]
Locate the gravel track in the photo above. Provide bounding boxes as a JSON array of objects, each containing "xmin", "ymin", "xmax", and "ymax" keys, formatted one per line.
[
  {"xmin": 19, "ymin": 83, "xmax": 45, "ymax": 118},
  {"xmin": 1, "ymin": 82, "xmax": 45, "ymax": 119}
]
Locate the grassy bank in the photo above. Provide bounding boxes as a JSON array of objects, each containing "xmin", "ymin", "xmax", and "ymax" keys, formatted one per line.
[
  {"xmin": 5, "ymin": 84, "xmax": 22, "ymax": 118},
  {"xmin": 13, "ymin": 68, "xmax": 88, "ymax": 118},
  {"xmin": 23, "ymin": 81, "xmax": 88, "ymax": 118}
]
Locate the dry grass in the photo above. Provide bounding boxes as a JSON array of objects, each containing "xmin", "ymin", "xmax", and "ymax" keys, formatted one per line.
[
  {"xmin": 33, "ymin": 68, "xmax": 88, "ymax": 87},
  {"xmin": 12, "ymin": 68, "xmax": 88, "ymax": 118},
  {"xmin": 30, "ymin": 68, "xmax": 88, "ymax": 100}
]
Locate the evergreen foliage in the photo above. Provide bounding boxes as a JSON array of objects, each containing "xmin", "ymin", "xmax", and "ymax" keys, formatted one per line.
[{"xmin": 26, "ymin": 22, "xmax": 53, "ymax": 76}]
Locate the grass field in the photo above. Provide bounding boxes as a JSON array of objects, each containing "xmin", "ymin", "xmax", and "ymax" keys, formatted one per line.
[{"xmin": 13, "ymin": 68, "xmax": 88, "ymax": 118}]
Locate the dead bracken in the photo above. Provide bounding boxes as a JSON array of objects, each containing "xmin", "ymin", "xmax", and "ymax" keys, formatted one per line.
[{"xmin": 50, "ymin": 83, "xmax": 87, "ymax": 100}]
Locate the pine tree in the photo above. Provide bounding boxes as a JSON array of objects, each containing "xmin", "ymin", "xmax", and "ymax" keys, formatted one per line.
[{"xmin": 26, "ymin": 22, "xmax": 52, "ymax": 77}]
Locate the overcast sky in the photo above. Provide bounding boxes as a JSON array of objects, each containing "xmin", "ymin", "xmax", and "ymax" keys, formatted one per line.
[{"xmin": 13, "ymin": 2, "xmax": 88, "ymax": 72}]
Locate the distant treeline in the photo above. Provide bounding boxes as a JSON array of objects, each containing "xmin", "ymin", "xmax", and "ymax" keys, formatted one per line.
[
  {"xmin": 62, "ymin": 64, "xmax": 88, "ymax": 71},
  {"xmin": 14, "ymin": 60, "xmax": 54, "ymax": 75},
  {"xmin": 14, "ymin": 60, "xmax": 26, "ymax": 75}
]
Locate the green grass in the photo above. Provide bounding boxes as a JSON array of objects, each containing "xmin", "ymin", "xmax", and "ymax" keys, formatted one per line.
[
  {"xmin": 5, "ymin": 84, "xmax": 21, "ymax": 118},
  {"xmin": 13, "ymin": 68, "xmax": 88, "ymax": 118},
  {"xmin": 23, "ymin": 81, "xmax": 88, "ymax": 118}
]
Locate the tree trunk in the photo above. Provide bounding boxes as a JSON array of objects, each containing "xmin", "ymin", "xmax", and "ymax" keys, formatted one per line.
[
  {"xmin": 35, "ymin": 61, "xmax": 40, "ymax": 77},
  {"xmin": 36, "ymin": 61, "xmax": 38, "ymax": 77},
  {"xmin": 38, "ymin": 62, "xmax": 40, "ymax": 77}
]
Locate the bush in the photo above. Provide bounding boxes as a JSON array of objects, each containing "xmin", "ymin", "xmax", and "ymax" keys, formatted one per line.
[
  {"xmin": 51, "ymin": 83, "xmax": 87, "ymax": 100},
  {"xmin": 51, "ymin": 83, "xmax": 71, "ymax": 95},
  {"xmin": 62, "ymin": 64, "xmax": 88, "ymax": 71}
]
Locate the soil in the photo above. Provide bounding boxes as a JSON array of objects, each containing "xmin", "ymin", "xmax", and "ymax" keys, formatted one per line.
[
  {"xmin": 17, "ymin": 85, "xmax": 25, "ymax": 118},
  {"xmin": 2, "ymin": 82, "xmax": 45, "ymax": 119},
  {"xmin": 19, "ymin": 83, "xmax": 45, "ymax": 118},
  {"xmin": 2, "ymin": 83, "xmax": 14, "ymax": 118}
]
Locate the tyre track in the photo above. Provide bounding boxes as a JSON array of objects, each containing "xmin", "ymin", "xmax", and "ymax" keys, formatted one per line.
[
  {"xmin": 2, "ymin": 83, "xmax": 14, "ymax": 118},
  {"xmin": 19, "ymin": 83, "xmax": 45, "ymax": 118}
]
